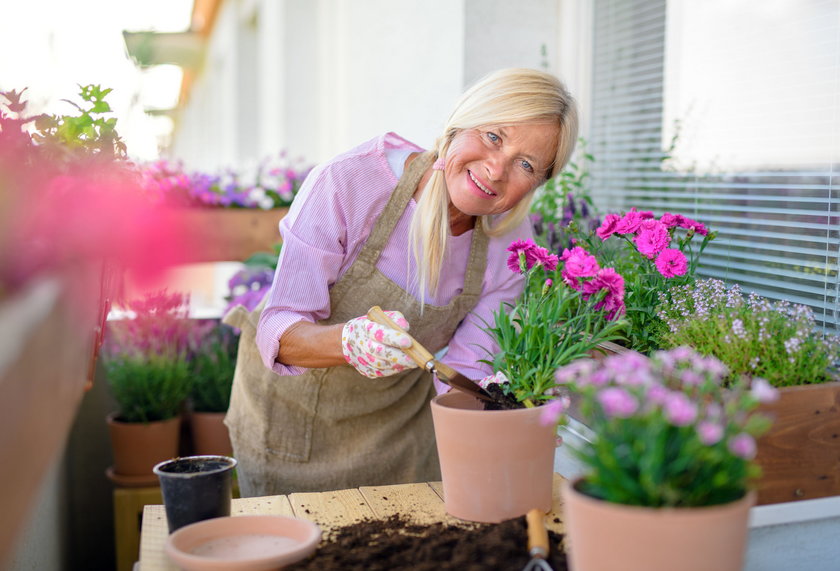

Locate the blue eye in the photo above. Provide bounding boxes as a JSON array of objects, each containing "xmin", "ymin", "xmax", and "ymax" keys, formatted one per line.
[
  {"xmin": 486, "ymin": 132, "xmax": 500, "ymax": 143},
  {"xmin": 521, "ymin": 159, "xmax": 534, "ymax": 173}
]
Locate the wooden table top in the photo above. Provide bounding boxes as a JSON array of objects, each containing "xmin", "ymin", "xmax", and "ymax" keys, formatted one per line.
[{"xmin": 139, "ymin": 473, "xmax": 567, "ymax": 570}]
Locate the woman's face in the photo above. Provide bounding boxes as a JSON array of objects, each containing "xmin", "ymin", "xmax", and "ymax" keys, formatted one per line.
[{"xmin": 444, "ymin": 121, "xmax": 559, "ymax": 217}]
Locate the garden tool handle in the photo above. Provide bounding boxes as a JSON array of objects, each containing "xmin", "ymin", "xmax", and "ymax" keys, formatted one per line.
[
  {"xmin": 367, "ymin": 306, "xmax": 436, "ymax": 370},
  {"xmin": 526, "ymin": 509, "xmax": 549, "ymax": 559}
]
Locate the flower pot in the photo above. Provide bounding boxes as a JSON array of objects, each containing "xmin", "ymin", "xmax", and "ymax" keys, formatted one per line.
[
  {"xmin": 430, "ymin": 390, "xmax": 556, "ymax": 523},
  {"xmin": 154, "ymin": 455, "xmax": 237, "ymax": 533},
  {"xmin": 755, "ymin": 378, "xmax": 840, "ymax": 505},
  {"xmin": 190, "ymin": 411, "xmax": 233, "ymax": 457},
  {"xmin": 107, "ymin": 412, "xmax": 181, "ymax": 480},
  {"xmin": 562, "ymin": 478, "xmax": 755, "ymax": 571}
]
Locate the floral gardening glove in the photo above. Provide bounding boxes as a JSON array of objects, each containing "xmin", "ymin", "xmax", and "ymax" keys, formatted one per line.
[{"xmin": 342, "ymin": 310, "xmax": 418, "ymax": 378}]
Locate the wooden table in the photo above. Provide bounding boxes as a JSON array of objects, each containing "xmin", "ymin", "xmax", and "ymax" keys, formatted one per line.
[{"xmin": 138, "ymin": 474, "xmax": 567, "ymax": 570}]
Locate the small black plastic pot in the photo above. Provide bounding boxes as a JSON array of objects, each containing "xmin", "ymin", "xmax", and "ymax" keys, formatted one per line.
[{"xmin": 153, "ymin": 455, "xmax": 237, "ymax": 533}]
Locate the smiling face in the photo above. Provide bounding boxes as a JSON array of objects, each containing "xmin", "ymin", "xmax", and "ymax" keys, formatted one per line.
[{"xmin": 443, "ymin": 121, "xmax": 560, "ymax": 219}]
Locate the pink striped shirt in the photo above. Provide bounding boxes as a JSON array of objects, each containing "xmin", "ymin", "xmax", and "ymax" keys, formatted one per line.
[{"xmin": 256, "ymin": 132, "xmax": 532, "ymax": 390}]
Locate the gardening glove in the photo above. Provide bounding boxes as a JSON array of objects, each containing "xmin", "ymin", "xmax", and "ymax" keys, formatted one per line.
[{"xmin": 342, "ymin": 310, "xmax": 418, "ymax": 378}]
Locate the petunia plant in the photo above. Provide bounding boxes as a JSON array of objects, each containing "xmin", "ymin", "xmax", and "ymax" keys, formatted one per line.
[
  {"xmin": 480, "ymin": 239, "xmax": 626, "ymax": 407},
  {"xmin": 543, "ymin": 347, "xmax": 777, "ymax": 507},
  {"xmin": 571, "ymin": 208, "xmax": 716, "ymax": 354}
]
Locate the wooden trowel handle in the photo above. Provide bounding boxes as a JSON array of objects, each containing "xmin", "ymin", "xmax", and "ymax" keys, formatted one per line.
[
  {"xmin": 367, "ymin": 306, "xmax": 436, "ymax": 370},
  {"xmin": 526, "ymin": 508, "xmax": 549, "ymax": 558}
]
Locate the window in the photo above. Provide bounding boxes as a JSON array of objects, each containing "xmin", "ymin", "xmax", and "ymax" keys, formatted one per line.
[{"xmin": 588, "ymin": 0, "xmax": 840, "ymax": 330}]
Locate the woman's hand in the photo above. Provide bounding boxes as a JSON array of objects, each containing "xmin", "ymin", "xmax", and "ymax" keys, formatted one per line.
[{"xmin": 342, "ymin": 310, "xmax": 418, "ymax": 378}]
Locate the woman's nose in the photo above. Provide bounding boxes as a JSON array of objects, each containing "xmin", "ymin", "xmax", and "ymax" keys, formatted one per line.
[{"xmin": 484, "ymin": 152, "xmax": 506, "ymax": 182}]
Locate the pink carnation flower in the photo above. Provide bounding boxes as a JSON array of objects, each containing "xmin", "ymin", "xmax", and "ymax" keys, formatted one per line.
[
  {"xmin": 596, "ymin": 213, "xmax": 621, "ymax": 240},
  {"xmin": 655, "ymin": 248, "xmax": 688, "ymax": 278},
  {"xmin": 664, "ymin": 392, "xmax": 698, "ymax": 426},
  {"xmin": 597, "ymin": 387, "xmax": 638, "ymax": 418},
  {"xmin": 728, "ymin": 433, "xmax": 757, "ymax": 460},
  {"xmin": 634, "ymin": 222, "xmax": 671, "ymax": 259},
  {"xmin": 697, "ymin": 421, "xmax": 724, "ymax": 445},
  {"xmin": 614, "ymin": 209, "xmax": 646, "ymax": 234},
  {"xmin": 560, "ymin": 246, "xmax": 600, "ymax": 279},
  {"xmin": 506, "ymin": 239, "xmax": 558, "ymax": 273}
]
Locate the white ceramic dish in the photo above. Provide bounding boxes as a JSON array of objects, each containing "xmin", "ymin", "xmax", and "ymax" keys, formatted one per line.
[{"xmin": 165, "ymin": 515, "xmax": 321, "ymax": 570}]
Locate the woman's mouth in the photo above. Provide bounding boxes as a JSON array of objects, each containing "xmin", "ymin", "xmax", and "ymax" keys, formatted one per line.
[{"xmin": 468, "ymin": 171, "xmax": 496, "ymax": 197}]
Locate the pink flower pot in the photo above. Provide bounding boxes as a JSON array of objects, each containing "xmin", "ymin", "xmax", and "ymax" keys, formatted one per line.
[{"xmin": 430, "ymin": 390, "xmax": 556, "ymax": 523}]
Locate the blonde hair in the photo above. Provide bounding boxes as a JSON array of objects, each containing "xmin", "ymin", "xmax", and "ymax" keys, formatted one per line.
[{"xmin": 409, "ymin": 68, "xmax": 579, "ymax": 305}]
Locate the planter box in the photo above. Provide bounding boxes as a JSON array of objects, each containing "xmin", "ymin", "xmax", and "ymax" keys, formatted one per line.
[
  {"xmin": 755, "ymin": 379, "xmax": 840, "ymax": 505},
  {"xmin": 174, "ymin": 207, "xmax": 288, "ymax": 263},
  {"xmin": 0, "ymin": 276, "xmax": 97, "ymax": 564}
]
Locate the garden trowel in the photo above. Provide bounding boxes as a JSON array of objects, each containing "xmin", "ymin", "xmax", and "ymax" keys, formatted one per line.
[{"xmin": 366, "ymin": 306, "xmax": 493, "ymax": 402}]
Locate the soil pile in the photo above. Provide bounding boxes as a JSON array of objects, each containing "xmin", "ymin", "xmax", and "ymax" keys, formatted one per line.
[{"xmin": 287, "ymin": 513, "xmax": 568, "ymax": 570}]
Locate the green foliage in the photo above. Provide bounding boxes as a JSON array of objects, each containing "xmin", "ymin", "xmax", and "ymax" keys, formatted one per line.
[
  {"xmin": 103, "ymin": 352, "xmax": 191, "ymax": 423},
  {"xmin": 482, "ymin": 244, "xmax": 626, "ymax": 407},
  {"xmin": 189, "ymin": 323, "xmax": 239, "ymax": 413},
  {"xmin": 554, "ymin": 348, "xmax": 775, "ymax": 507},
  {"xmin": 657, "ymin": 278, "xmax": 840, "ymax": 386}
]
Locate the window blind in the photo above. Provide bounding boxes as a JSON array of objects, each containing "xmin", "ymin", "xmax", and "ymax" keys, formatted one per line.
[{"xmin": 588, "ymin": 0, "xmax": 840, "ymax": 331}]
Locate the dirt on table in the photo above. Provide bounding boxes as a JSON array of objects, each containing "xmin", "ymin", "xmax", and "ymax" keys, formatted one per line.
[{"xmin": 286, "ymin": 513, "xmax": 568, "ymax": 570}]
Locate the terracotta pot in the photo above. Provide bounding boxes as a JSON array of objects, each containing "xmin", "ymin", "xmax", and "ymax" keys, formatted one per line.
[
  {"xmin": 430, "ymin": 390, "xmax": 556, "ymax": 523},
  {"xmin": 190, "ymin": 411, "xmax": 234, "ymax": 457},
  {"xmin": 562, "ymin": 478, "xmax": 755, "ymax": 571},
  {"xmin": 755, "ymin": 378, "xmax": 840, "ymax": 504},
  {"xmin": 107, "ymin": 412, "xmax": 181, "ymax": 478}
]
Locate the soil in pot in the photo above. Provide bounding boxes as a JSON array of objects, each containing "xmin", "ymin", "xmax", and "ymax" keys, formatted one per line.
[
  {"xmin": 482, "ymin": 384, "xmax": 524, "ymax": 410},
  {"xmin": 286, "ymin": 513, "xmax": 568, "ymax": 570}
]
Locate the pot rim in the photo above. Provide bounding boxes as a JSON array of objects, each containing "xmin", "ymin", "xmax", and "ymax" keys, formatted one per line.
[
  {"xmin": 153, "ymin": 455, "xmax": 238, "ymax": 478},
  {"xmin": 431, "ymin": 390, "xmax": 549, "ymax": 416}
]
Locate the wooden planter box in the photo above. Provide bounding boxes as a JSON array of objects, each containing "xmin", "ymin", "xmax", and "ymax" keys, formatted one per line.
[
  {"xmin": 174, "ymin": 207, "xmax": 288, "ymax": 263},
  {"xmin": 755, "ymin": 379, "xmax": 840, "ymax": 505}
]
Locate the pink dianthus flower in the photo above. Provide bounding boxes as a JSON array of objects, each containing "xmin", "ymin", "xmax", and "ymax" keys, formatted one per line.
[
  {"xmin": 634, "ymin": 222, "xmax": 671, "ymax": 259},
  {"xmin": 655, "ymin": 248, "xmax": 688, "ymax": 278}
]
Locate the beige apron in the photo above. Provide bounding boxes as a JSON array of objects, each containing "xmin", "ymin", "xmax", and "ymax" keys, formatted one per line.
[{"xmin": 223, "ymin": 151, "xmax": 489, "ymax": 497}]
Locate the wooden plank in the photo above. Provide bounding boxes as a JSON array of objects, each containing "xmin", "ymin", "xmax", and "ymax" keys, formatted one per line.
[
  {"xmin": 359, "ymin": 482, "xmax": 466, "ymax": 527},
  {"xmin": 288, "ymin": 488, "xmax": 375, "ymax": 535},
  {"xmin": 231, "ymin": 494, "xmax": 294, "ymax": 516}
]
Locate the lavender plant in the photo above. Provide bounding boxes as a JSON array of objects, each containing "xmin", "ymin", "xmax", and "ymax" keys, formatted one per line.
[
  {"xmin": 543, "ymin": 347, "xmax": 777, "ymax": 507},
  {"xmin": 189, "ymin": 321, "xmax": 239, "ymax": 413},
  {"xmin": 656, "ymin": 278, "xmax": 840, "ymax": 387}
]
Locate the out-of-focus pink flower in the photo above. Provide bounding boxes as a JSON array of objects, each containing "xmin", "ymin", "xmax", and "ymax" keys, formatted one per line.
[
  {"xmin": 539, "ymin": 397, "xmax": 569, "ymax": 426},
  {"xmin": 598, "ymin": 387, "xmax": 639, "ymax": 418},
  {"xmin": 664, "ymin": 391, "xmax": 698, "ymax": 426},
  {"xmin": 697, "ymin": 421, "xmax": 724, "ymax": 445},
  {"xmin": 750, "ymin": 378, "xmax": 780, "ymax": 404},
  {"xmin": 655, "ymin": 248, "xmax": 689, "ymax": 278},
  {"xmin": 728, "ymin": 433, "xmax": 757, "ymax": 460}
]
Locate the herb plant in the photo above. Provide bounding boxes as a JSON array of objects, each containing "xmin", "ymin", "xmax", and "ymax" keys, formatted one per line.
[
  {"xmin": 657, "ymin": 278, "xmax": 840, "ymax": 387},
  {"xmin": 189, "ymin": 322, "xmax": 239, "ymax": 413}
]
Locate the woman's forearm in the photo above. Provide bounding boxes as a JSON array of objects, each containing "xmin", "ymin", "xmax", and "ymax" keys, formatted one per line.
[{"xmin": 276, "ymin": 320, "xmax": 346, "ymax": 368}]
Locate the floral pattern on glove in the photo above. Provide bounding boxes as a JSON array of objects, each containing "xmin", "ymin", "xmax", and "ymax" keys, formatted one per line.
[{"xmin": 341, "ymin": 310, "xmax": 417, "ymax": 378}]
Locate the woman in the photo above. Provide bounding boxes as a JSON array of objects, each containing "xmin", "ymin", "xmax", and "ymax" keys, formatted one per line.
[{"xmin": 223, "ymin": 68, "xmax": 578, "ymax": 497}]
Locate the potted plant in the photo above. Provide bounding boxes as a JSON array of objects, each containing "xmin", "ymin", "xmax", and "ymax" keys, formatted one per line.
[
  {"xmin": 544, "ymin": 347, "xmax": 777, "ymax": 571},
  {"xmin": 187, "ymin": 320, "xmax": 239, "ymax": 456},
  {"xmin": 430, "ymin": 238, "xmax": 626, "ymax": 523},
  {"xmin": 656, "ymin": 277, "xmax": 840, "ymax": 504},
  {"xmin": 100, "ymin": 289, "xmax": 197, "ymax": 485}
]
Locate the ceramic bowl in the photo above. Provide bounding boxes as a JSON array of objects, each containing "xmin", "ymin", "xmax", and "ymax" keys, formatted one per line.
[{"xmin": 165, "ymin": 515, "xmax": 322, "ymax": 570}]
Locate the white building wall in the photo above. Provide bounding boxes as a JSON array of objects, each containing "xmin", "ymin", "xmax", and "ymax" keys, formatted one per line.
[{"xmin": 169, "ymin": 0, "xmax": 566, "ymax": 169}]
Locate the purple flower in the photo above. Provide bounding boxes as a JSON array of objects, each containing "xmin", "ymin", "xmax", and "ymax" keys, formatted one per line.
[
  {"xmin": 750, "ymin": 378, "xmax": 779, "ymax": 404},
  {"xmin": 728, "ymin": 433, "xmax": 757, "ymax": 460},
  {"xmin": 597, "ymin": 387, "xmax": 638, "ymax": 418},
  {"xmin": 655, "ymin": 248, "xmax": 689, "ymax": 278},
  {"xmin": 697, "ymin": 421, "xmax": 724, "ymax": 445},
  {"xmin": 539, "ymin": 398, "xmax": 569, "ymax": 426},
  {"xmin": 664, "ymin": 392, "xmax": 698, "ymax": 426}
]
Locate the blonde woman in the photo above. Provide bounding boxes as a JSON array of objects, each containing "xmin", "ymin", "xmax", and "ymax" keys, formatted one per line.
[{"xmin": 224, "ymin": 68, "xmax": 579, "ymax": 497}]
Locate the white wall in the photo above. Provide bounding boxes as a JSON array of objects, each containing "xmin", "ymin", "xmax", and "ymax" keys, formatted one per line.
[{"xmin": 168, "ymin": 0, "xmax": 567, "ymax": 169}]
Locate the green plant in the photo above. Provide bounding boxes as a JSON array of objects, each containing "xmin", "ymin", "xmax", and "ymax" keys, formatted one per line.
[
  {"xmin": 189, "ymin": 322, "xmax": 239, "ymax": 413},
  {"xmin": 657, "ymin": 278, "xmax": 840, "ymax": 387},
  {"xmin": 569, "ymin": 209, "xmax": 716, "ymax": 354},
  {"xmin": 101, "ymin": 290, "xmax": 196, "ymax": 423},
  {"xmin": 480, "ymin": 239, "xmax": 626, "ymax": 406},
  {"xmin": 545, "ymin": 347, "xmax": 777, "ymax": 507}
]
